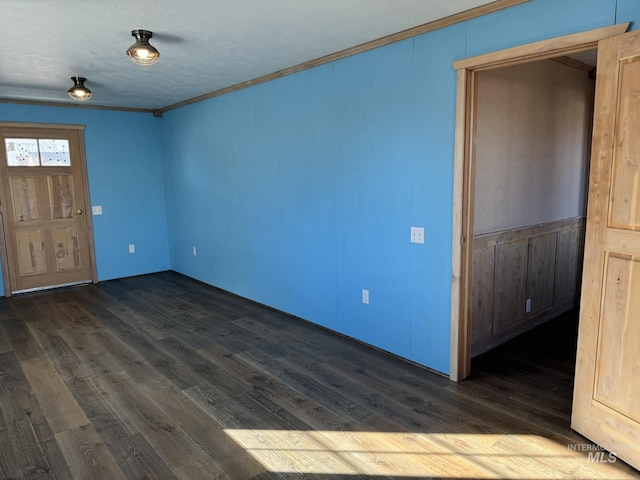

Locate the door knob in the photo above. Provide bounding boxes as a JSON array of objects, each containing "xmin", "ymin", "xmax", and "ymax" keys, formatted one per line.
[{"xmin": 75, "ymin": 209, "xmax": 84, "ymax": 215}]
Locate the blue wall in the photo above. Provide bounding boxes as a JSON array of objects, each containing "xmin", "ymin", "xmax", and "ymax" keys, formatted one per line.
[
  {"xmin": 162, "ymin": 29, "xmax": 465, "ymax": 372},
  {"xmin": 0, "ymin": 104, "xmax": 171, "ymax": 293},
  {"xmin": 161, "ymin": 0, "xmax": 640, "ymax": 375}
]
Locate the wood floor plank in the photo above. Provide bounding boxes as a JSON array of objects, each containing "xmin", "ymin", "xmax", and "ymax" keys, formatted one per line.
[
  {"xmin": 280, "ymin": 353, "xmax": 502, "ymax": 436},
  {"xmin": 55, "ymin": 423, "xmax": 126, "ymax": 480},
  {"xmin": 0, "ymin": 322, "xmax": 13, "ymax": 354},
  {"xmin": 312, "ymin": 426, "xmax": 493, "ymax": 478},
  {"xmin": 237, "ymin": 350, "xmax": 372, "ymax": 425},
  {"xmin": 0, "ymin": 273, "xmax": 638, "ymax": 479},
  {"xmin": 183, "ymin": 385, "xmax": 266, "ymax": 430},
  {"xmin": 75, "ymin": 303, "xmax": 202, "ymax": 390},
  {"xmin": 2, "ymin": 295, "xmax": 42, "ymax": 323},
  {"xmin": 63, "ymin": 328, "xmax": 159, "ymax": 384},
  {"xmin": 63, "ymin": 374, "xmax": 136, "ymax": 437},
  {"xmin": 3, "ymin": 320, "xmax": 45, "ymax": 361},
  {"xmin": 225, "ymin": 426, "xmax": 366, "ymax": 478},
  {"xmin": 39, "ymin": 436, "xmax": 75, "ymax": 480},
  {"xmin": 20, "ymin": 355, "xmax": 90, "ymax": 434},
  {"xmin": 163, "ymin": 313, "xmax": 227, "ymax": 350},
  {"xmin": 10, "ymin": 419, "xmax": 56, "ymax": 479},
  {"xmin": 156, "ymin": 335, "xmax": 221, "ymax": 380},
  {"xmin": 89, "ymin": 367, "xmax": 211, "ymax": 472},
  {"xmin": 61, "ymin": 361, "xmax": 177, "ymax": 478},
  {"xmin": 198, "ymin": 345, "xmax": 352, "ymax": 431},
  {"xmin": 27, "ymin": 319, "xmax": 87, "ymax": 369},
  {"xmin": 138, "ymin": 378, "xmax": 268, "ymax": 479},
  {"xmin": 96, "ymin": 429, "xmax": 178, "ymax": 480},
  {"xmin": 344, "ymin": 415, "xmax": 496, "ymax": 479},
  {"xmin": 0, "ymin": 349, "xmax": 69, "ymax": 478},
  {"xmin": 136, "ymin": 289, "xmax": 212, "ymax": 320},
  {"xmin": 0, "ymin": 351, "xmax": 56, "ymax": 446},
  {"xmin": 98, "ymin": 296, "xmax": 171, "ymax": 342},
  {"xmin": 0, "ymin": 414, "xmax": 21, "ymax": 479},
  {"xmin": 31, "ymin": 295, "xmax": 99, "ymax": 333}
]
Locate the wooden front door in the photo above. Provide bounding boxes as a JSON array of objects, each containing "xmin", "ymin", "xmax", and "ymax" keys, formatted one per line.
[
  {"xmin": 572, "ymin": 30, "xmax": 640, "ymax": 470},
  {"xmin": 0, "ymin": 124, "xmax": 96, "ymax": 294}
]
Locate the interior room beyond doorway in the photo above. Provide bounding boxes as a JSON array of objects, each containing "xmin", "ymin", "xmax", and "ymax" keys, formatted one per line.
[{"xmin": 470, "ymin": 54, "xmax": 595, "ymax": 359}]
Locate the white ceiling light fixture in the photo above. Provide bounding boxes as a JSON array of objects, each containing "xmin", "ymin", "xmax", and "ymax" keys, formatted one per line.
[
  {"xmin": 127, "ymin": 29, "xmax": 160, "ymax": 66},
  {"xmin": 68, "ymin": 77, "xmax": 92, "ymax": 101}
]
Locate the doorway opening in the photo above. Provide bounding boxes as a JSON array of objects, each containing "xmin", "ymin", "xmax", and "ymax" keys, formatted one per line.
[{"xmin": 449, "ymin": 23, "xmax": 629, "ymax": 382}]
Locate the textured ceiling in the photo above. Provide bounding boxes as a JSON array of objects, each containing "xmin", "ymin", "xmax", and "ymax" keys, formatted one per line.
[{"xmin": 1, "ymin": 0, "xmax": 500, "ymax": 110}]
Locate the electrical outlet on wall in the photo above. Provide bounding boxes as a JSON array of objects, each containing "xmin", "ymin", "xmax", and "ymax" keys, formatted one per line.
[
  {"xmin": 362, "ymin": 289, "xmax": 369, "ymax": 305},
  {"xmin": 410, "ymin": 226, "xmax": 425, "ymax": 244},
  {"xmin": 526, "ymin": 298, "xmax": 532, "ymax": 313},
  {"xmin": 129, "ymin": 244, "xmax": 135, "ymax": 254}
]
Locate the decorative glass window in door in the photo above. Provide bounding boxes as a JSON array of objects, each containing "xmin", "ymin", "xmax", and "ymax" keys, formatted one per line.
[{"xmin": 5, "ymin": 138, "xmax": 71, "ymax": 167}]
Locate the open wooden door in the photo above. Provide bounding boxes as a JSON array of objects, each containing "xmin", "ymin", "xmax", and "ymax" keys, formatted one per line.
[{"xmin": 572, "ymin": 29, "xmax": 640, "ymax": 470}]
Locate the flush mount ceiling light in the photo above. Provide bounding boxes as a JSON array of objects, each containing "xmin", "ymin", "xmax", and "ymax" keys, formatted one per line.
[
  {"xmin": 127, "ymin": 29, "xmax": 160, "ymax": 66},
  {"xmin": 68, "ymin": 77, "xmax": 92, "ymax": 101}
]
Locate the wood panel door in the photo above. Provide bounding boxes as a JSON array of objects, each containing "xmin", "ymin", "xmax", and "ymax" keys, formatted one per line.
[
  {"xmin": 0, "ymin": 125, "xmax": 96, "ymax": 294},
  {"xmin": 572, "ymin": 30, "xmax": 640, "ymax": 471}
]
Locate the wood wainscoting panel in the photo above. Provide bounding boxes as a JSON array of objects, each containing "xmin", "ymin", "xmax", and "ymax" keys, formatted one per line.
[
  {"xmin": 527, "ymin": 232, "xmax": 557, "ymax": 316},
  {"xmin": 471, "ymin": 217, "xmax": 584, "ymax": 357},
  {"xmin": 471, "ymin": 245, "xmax": 495, "ymax": 345},
  {"xmin": 493, "ymin": 239, "xmax": 528, "ymax": 331}
]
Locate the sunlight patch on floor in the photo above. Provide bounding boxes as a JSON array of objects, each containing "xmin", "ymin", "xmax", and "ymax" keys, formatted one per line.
[{"xmin": 224, "ymin": 429, "xmax": 633, "ymax": 478}]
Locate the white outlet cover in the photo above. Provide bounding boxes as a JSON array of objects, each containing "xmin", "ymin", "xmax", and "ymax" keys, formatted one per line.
[
  {"xmin": 410, "ymin": 226, "xmax": 425, "ymax": 244},
  {"xmin": 92, "ymin": 205, "xmax": 103, "ymax": 215}
]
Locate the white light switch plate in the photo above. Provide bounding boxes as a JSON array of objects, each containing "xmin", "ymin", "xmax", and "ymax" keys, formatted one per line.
[
  {"xmin": 362, "ymin": 289, "xmax": 369, "ymax": 304},
  {"xmin": 92, "ymin": 205, "xmax": 103, "ymax": 215}
]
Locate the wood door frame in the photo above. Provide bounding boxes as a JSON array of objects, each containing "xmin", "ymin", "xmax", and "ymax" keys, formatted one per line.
[
  {"xmin": 0, "ymin": 122, "xmax": 98, "ymax": 297},
  {"xmin": 449, "ymin": 23, "xmax": 630, "ymax": 382}
]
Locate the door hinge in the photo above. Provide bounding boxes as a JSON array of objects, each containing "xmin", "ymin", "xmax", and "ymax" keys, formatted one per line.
[{"xmin": 460, "ymin": 235, "xmax": 466, "ymax": 246}]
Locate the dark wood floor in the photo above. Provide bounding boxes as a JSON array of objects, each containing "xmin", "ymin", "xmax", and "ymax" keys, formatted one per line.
[{"xmin": 0, "ymin": 271, "xmax": 637, "ymax": 479}]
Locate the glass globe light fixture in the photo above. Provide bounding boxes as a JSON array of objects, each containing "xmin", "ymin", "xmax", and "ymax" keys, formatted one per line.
[
  {"xmin": 68, "ymin": 77, "xmax": 92, "ymax": 101},
  {"xmin": 127, "ymin": 29, "xmax": 160, "ymax": 66}
]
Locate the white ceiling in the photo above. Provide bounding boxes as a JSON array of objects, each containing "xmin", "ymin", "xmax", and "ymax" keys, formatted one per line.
[{"xmin": 1, "ymin": 0, "xmax": 500, "ymax": 111}]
